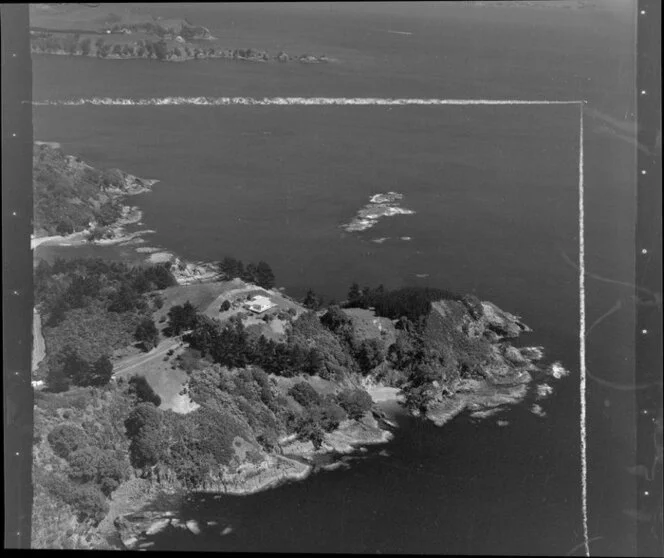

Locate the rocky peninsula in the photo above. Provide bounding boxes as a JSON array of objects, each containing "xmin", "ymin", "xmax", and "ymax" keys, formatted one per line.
[
  {"xmin": 32, "ymin": 142, "xmax": 159, "ymax": 250},
  {"xmin": 31, "ymin": 146, "xmax": 569, "ymax": 551}
]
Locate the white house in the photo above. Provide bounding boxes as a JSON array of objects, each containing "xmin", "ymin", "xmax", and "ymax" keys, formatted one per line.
[{"xmin": 244, "ymin": 295, "xmax": 276, "ymax": 314}]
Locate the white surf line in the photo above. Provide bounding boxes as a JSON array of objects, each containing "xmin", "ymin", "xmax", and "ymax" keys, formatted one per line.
[
  {"xmin": 31, "ymin": 97, "xmax": 586, "ymax": 106},
  {"xmin": 578, "ymin": 103, "xmax": 590, "ymax": 558}
]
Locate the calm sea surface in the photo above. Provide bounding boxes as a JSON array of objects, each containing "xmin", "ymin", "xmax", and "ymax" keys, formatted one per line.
[{"xmin": 32, "ymin": 3, "xmax": 638, "ymax": 554}]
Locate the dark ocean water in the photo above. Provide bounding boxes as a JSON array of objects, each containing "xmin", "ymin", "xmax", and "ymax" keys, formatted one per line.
[{"xmin": 32, "ymin": 3, "xmax": 638, "ymax": 554}]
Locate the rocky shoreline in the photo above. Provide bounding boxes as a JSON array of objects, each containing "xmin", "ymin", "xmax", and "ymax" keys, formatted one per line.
[
  {"xmin": 31, "ymin": 146, "xmax": 227, "ymax": 288},
  {"xmin": 31, "ymin": 150, "xmax": 159, "ymax": 251},
  {"xmin": 425, "ymin": 362, "xmax": 567, "ymax": 426},
  {"xmin": 106, "ymin": 387, "xmax": 401, "ymax": 550},
  {"xmin": 110, "ymin": 410, "xmax": 394, "ymax": 550},
  {"xmin": 109, "ymin": 361, "xmax": 567, "ymax": 551},
  {"xmin": 32, "ymin": 147, "xmax": 571, "ymax": 551},
  {"xmin": 31, "ymin": 44, "xmax": 334, "ymax": 65}
]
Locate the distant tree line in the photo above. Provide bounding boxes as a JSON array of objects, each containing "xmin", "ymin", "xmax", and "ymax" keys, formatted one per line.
[
  {"xmin": 165, "ymin": 298, "xmax": 390, "ymax": 381},
  {"xmin": 344, "ymin": 282, "xmax": 483, "ymax": 323},
  {"xmin": 166, "ymin": 308, "xmax": 324, "ymax": 377},
  {"xmin": 31, "ymin": 32, "xmax": 322, "ymax": 64}
]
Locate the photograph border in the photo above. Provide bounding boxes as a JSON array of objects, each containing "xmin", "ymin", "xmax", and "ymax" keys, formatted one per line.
[{"xmin": 3, "ymin": 1, "xmax": 661, "ymax": 552}]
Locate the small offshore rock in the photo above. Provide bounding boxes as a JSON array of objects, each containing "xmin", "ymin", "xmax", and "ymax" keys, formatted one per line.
[
  {"xmin": 145, "ymin": 518, "xmax": 171, "ymax": 536},
  {"xmin": 186, "ymin": 520, "xmax": 201, "ymax": 534},
  {"xmin": 531, "ymin": 404, "xmax": 547, "ymax": 417},
  {"xmin": 549, "ymin": 361, "xmax": 570, "ymax": 379},
  {"xmin": 536, "ymin": 383, "xmax": 553, "ymax": 400}
]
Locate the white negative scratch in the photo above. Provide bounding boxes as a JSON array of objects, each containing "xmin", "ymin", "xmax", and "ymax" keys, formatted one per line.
[
  {"xmin": 578, "ymin": 104, "xmax": 590, "ymax": 558},
  {"xmin": 31, "ymin": 97, "xmax": 586, "ymax": 106}
]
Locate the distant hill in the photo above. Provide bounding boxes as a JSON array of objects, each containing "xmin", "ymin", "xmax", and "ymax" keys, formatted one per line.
[{"xmin": 30, "ymin": 3, "xmax": 212, "ymax": 38}]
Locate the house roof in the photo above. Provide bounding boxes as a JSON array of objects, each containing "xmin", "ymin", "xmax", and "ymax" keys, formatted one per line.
[{"xmin": 244, "ymin": 295, "xmax": 276, "ymax": 312}]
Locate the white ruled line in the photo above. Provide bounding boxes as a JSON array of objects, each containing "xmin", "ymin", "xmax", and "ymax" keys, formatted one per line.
[
  {"xmin": 31, "ymin": 93, "xmax": 591, "ymax": 555},
  {"xmin": 31, "ymin": 96, "xmax": 586, "ymax": 106},
  {"xmin": 578, "ymin": 104, "xmax": 590, "ymax": 557}
]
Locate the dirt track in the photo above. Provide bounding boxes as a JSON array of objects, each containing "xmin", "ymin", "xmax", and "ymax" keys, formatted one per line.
[{"xmin": 112, "ymin": 336, "xmax": 183, "ymax": 378}]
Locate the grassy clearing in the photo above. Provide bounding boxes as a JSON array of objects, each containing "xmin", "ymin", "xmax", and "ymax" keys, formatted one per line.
[
  {"xmin": 343, "ymin": 308, "xmax": 397, "ymax": 347},
  {"xmin": 113, "ymin": 340, "xmax": 198, "ymax": 414},
  {"xmin": 154, "ymin": 280, "xmax": 243, "ymax": 325}
]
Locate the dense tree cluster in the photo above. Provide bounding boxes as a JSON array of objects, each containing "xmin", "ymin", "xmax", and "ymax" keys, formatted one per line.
[
  {"xmin": 33, "ymin": 144, "xmax": 126, "ymax": 236},
  {"xmin": 165, "ymin": 301, "xmax": 198, "ymax": 336},
  {"xmin": 320, "ymin": 305, "xmax": 351, "ymax": 332},
  {"xmin": 47, "ymin": 424, "xmax": 91, "ymax": 460},
  {"xmin": 302, "ymin": 289, "xmax": 324, "ymax": 310},
  {"xmin": 190, "ymin": 315, "xmax": 322, "ymax": 376},
  {"xmin": 218, "ymin": 257, "xmax": 276, "ymax": 289},
  {"xmin": 177, "ymin": 302, "xmax": 387, "ymax": 383},
  {"xmin": 67, "ymin": 446, "xmax": 129, "ymax": 496},
  {"xmin": 335, "ymin": 389, "xmax": 373, "ymax": 420},
  {"xmin": 44, "ymin": 475, "xmax": 110, "ymax": 525},
  {"xmin": 36, "ymin": 258, "xmax": 175, "ymax": 325},
  {"xmin": 46, "ymin": 420, "xmax": 130, "ymax": 522},
  {"xmin": 355, "ymin": 338, "xmax": 387, "ymax": 374},
  {"xmin": 33, "ymin": 380, "xmax": 135, "ymax": 541},
  {"xmin": 125, "ymin": 402, "xmax": 167, "ymax": 471},
  {"xmin": 128, "ymin": 375, "xmax": 162, "ymax": 406},
  {"xmin": 172, "ymin": 306, "xmax": 316, "ymax": 377},
  {"xmin": 36, "ymin": 258, "xmax": 175, "ymax": 392},
  {"xmin": 288, "ymin": 381, "xmax": 321, "ymax": 408},
  {"xmin": 121, "ymin": 395, "xmax": 251, "ymax": 488},
  {"xmin": 345, "ymin": 283, "xmax": 463, "ymax": 322},
  {"xmin": 47, "ymin": 348, "xmax": 114, "ymax": 392},
  {"xmin": 135, "ymin": 317, "xmax": 159, "ymax": 351},
  {"xmin": 286, "ymin": 382, "xmax": 349, "ymax": 447}
]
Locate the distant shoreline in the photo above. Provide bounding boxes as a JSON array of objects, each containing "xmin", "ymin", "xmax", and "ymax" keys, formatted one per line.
[{"xmin": 31, "ymin": 44, "xmax": 334, "ymax": 66}]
